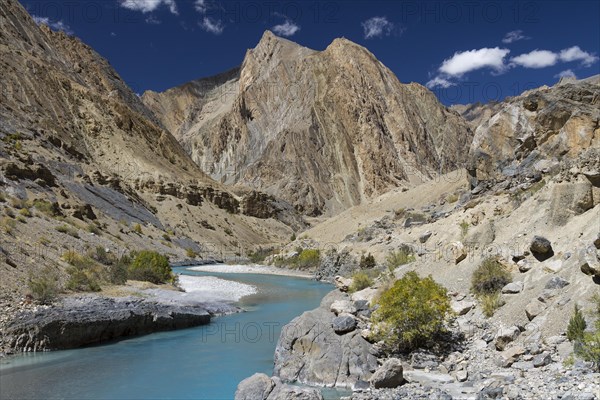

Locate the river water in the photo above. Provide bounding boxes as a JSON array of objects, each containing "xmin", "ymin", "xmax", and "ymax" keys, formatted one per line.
[{"xmin": 0, "ymin": 267, "xmax": 348, "ymax": 399}]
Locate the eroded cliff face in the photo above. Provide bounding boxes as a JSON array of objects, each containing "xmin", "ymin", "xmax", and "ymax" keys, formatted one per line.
[
  {"xmin": 466, "ymin": 78, "xmax": 600, "ymax": 186},
  {"xmin": 143, "ymin": 31, "xmax": 473, "ymax": 216}
]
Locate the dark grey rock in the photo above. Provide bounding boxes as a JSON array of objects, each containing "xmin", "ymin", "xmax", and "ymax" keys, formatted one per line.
[
  {"xmin": 544, "ymin": 276, "xmax": 570, "ymax": 290},
  {"xmin": 6, "ymin": 296, "xmax": 222, "ymax": 351},
  {"xmin": 530, "ymin": 236, "xmax": 554, "ymax": 261},
  {"xmin": 411, "ymin": 351, "xmax": 439, "ymax": 369},
  {"xmin": 533, "ymin": 353, "xmax": 552, "ymax": 367},
  {"xmin": 419, "ymin": 231, "xmax": 433, "ymax": 243},
  {"xmin": 332, "ymin": 315, "xmax": 357, "ymax": 334}
]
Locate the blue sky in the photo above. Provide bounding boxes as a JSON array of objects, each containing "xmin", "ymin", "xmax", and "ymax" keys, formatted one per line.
[{"xmin": 22, "ymin": 0, "xmax": 600, "ymax": 105}]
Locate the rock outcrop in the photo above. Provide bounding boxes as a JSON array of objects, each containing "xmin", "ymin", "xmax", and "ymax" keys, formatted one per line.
[
  {"xmin": 5, "ymin": 295, "xmax": 237, "ymax": 351},
  {"xmin": 143, "ymin": 31, "xmax": 473, "ymax": 216},
  {"xmin": 235, "ymin": 374, "xmax": 323, "ymax": 400},
  {"xmin": 466, "ymin": 79, "xmax": 600, "ymax": 191},
  {"xmin": 273, "ymin": 290, "xmax": 378, "ymax": 388}
]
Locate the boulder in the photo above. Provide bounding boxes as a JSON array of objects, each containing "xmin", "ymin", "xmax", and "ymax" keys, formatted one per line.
[
  {"xmin": 517, "ymin": 259, "xmax": 532, "ymax": 273},
  {"xmin": 274, "ymin": 291, "xmax": 378, "ymax": 388},
  {"xmin": 351, "ymin": 288, "xmax": 377, "ymax": 304},
  {"xmin": 501, "ymin": 282, "xmax": 524, "ymax": 294},
  {"xmin": 403, "ymin": 371, "xmax": 454, "ymax": 385},
  {"xmin": 451, "ymin": 300, "xmax": 475, "ymax": 315},
  {"xmin": 450, "ymin": 242, "xmax": 468, "ymax": 264},
  {"xmin": 455, "ymin": 370, "xmax": 468, "ymax": 382},
  {"xmin": 525, "ymin": 300, "xmax": 547, "ymax": 321},
  {"xmin": 543, "ymin": 259, "xmax": 563, "ymax": 273},
  {"xmin": 369, "ymin": 358, "xmax": 404, "ymax": 389},
  {"xmin": 544, "ymin": 276, "xmax": 570, "ymax": 290},
  {"xmin": 235, "ymin": 374, "xmax": 324, "ymax": 400},
  {"xmin": 330, "ymin": 300, "xmax": 356, "ymax": 316},
  {"xmin": 267, "ymin": 378, "xmax": 323, "ymax": 400},
  {"xmin": 235, "ymin": 373, "xmax": 275, "ymax": 400},
  {"xmin": 332, "ymin": 315, "xmax": 357, "ymax": 334},
  {"xmin": 334, "ymin": 276, "xmax": 352, "ymax": 292},
  {"xmin": 581, "ymin": 262, "xmax": 600, "ymax": 277},
  {"xmin": 495, "ymin": 326, "xmax": 520, "ymax": 350},
  {"xmin": 533, "ymin": 353, "xmax": 552, "ymax": 368},
  {"xmin": 594, "ymin": 234, "xmax": 600, "ymax": 250},
  {"xmin": 530, "ymin": 236, "xmax": 554, "ymax": 261},
  {"xmin": 499, "ymin": 345, "xmax": 525, "ymax": 367},
  {"xmin": 419, "ymin": 231, "xmax": 432, "ymax": 243}
]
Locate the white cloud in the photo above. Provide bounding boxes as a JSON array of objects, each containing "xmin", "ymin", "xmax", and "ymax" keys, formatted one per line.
[
  {"xmin": 199, "ymin": 17, "xmax": 224, "ymax": 35},
  {"xmin": 439, "ymin": 47, "xmax": 510, "ymax": 77},
  {"xmin": 502, "ymin": 30, "xmax": 529, "ymax": 44},
  {"xmin": 510, "ymin": 49, "xmax": 558, "ymax": 68},
  {"xmin": 425, "ymin": 77, "xmax": 456, "ymax": 89},
  {"xmin": 194, "ymin": 0, "xmax": 208, "ymax": 13},
  {"xmin": 554, "ymin": 69, "xmax": 577, "ymax": 79},
  {"xmin": 559, "ymin": 46, "xmax": 599, "ymax": 67},
  {"xmin": 110, "ymin": 32, "xmax": 117, "ymax": 37},
  {"xmin": 145, "ymin": 15, "xmax": 161, "ymax": 24},
  {"xmin": 362, "ymin": 16, "xmax": 394, "ymax": 39},
  {"xmin": 32, "ymin": 15, "xmax": 73, "ymax": 35},
  {"xmin": 272, "ymin": 20, "xmax": 300, "ymax": 37},
  {"xmin": 120, "ymin": 0, "xmax": 178, "ymax": 15}
]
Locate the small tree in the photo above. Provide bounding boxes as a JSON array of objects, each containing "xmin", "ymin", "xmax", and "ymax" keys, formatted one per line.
[
  {"xmin": 372, "ymin": 271, "xmax": 451, "ymax": 352},
  {"xmin": 567, "ymin": 305, "xmax": 587, "ymax": 342},
  {"xmin": 386, "ymin": 245, "xmax": 415, "ymax": 271},
  {"xmin": 359, "ymin": 253, "xmax": 376, "ymax": 269}
]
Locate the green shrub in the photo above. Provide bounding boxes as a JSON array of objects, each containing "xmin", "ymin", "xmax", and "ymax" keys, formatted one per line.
[
  {"xmin": 18, "ymin": 208, "xmax": 31, "ymax": 218},
  {"xmin": 480, "ymin": 293, "xmax": 505, "ymax": 318},
  {"xmin": 296, "ymin": 249, "xmax": 320, "ymax": 270},
  {"xmin": 32, "ymin": 199, "xmax": 58, "ymax": 217},
  {"xmin": 28, "ymin": 267, "xmax": 60, "ymax": 304},
  {"xmin": 0, "ymin": 192, "xmax": 5, "ymax": 203},
  {"xmin": 133, "ymin": 223, "xmax": 143, "ymax": 234},
  {"xmin": 248, "ymin": 247, "xmax": 275, "ymax": 264},
  {"xmin": 56, "ymin": 224, "xmax": 79, "ymax": 238},
  {"xmin": 446, "ymin": 193, "xmax": 459, "ymax": 203},
  {"xmin": 359, "ymin": 253, "xmax": 376, "ymax": 269},
  {"xmin": 1, "ymin": 217, "xmax": 16, "ymax": 234},
  {"xmin": 185, "ymin": 248, "xmax": 197, "ymax": 258},
  {"xmin": 574, "ymin": 295, "xmax": 600, "ymax": 370},
  {"xmin": 127, "ymin": 250, "xmax": 174, "ymax": 284},
  {"xmin": 290, "ymin": 233, "xmax": 296, "ymax": 241},
  {"xmin": 471, "ymin": 257, "xmax": 512, "ymax": 296},
  {"xmin": 10, "ymin": 197, "xmax": 26, "ymax": 209},
  {"xmin": 459, "ymin": 220, "xmax": 469, "ymax": 239},
  {"xmin": 91, "ymin": 246, "xmax": 111, "ymax": 265},
  {"xmin": 162, "ymin": 233, "xmax": 171, "ymax": 242},
  {"xmin": 63, "ymin": 251, "xmax": 102, "ymax": 292},
  {"xmin": 567, "ymin": 305, "xmax": 587, "ymax": 342},
  {"xmin": 87, "ymin": 223, "xmax": 101, "ymax": 235},
  {"xmin": 349, "ymin": 271, "xmax": 373, "ymax": 293},
  {"xmin": 386, "ymin": 246, "xmax": 415, "ymax": 271},
  {"xmin": 372, "ymin": 271, "xmax": 451, "ymax": 352},
  {"xmin": 108, "ymin": 255, "xmax": 130, "ymax": 284}
]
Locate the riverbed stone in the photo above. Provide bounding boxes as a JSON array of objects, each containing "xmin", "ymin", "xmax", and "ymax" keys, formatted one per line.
[{"xmin": 495, "ymin": 326, "xmax": 520, "ymax": 350}]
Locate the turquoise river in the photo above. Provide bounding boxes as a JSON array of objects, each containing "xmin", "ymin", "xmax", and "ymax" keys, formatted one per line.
[{"xmin": 0, "ymin": 267, "xmax": 349, "ymax": 399}]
